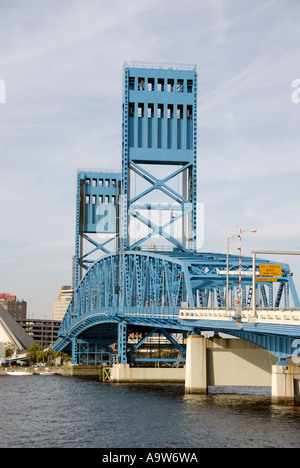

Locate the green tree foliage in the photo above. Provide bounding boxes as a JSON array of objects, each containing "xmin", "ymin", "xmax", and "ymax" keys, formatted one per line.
[
  {"xmin": 26, "ymin": 342, "xmax": 70, "ymax": 365},
  {"xmin": 5, "ymin": 343, "xmax": 16, "ymax": 358}
]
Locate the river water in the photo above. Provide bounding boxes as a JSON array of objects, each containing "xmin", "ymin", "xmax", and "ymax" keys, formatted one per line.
[{"xmin": 0, "ymin": 374, "xmax": 299, "ymax": 448}]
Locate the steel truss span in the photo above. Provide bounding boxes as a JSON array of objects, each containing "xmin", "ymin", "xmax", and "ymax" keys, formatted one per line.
[
  {"xmin": 52, "ymin": 64, "xmax": 300, "ymax": 366},
  {"xmin": 52, "ymin": 250, "xmax": 298, "ymax": 363}
]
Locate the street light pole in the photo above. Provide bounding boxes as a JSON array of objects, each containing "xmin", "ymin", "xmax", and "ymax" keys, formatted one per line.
[{"xmin": 226, "ymin": 228, "xmax": 257, "ymax": 312}]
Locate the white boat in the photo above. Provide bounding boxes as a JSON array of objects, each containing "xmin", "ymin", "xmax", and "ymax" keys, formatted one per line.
[{"xmin": 6, "ymin": 371, "xmax": 33, "ymax": 376}]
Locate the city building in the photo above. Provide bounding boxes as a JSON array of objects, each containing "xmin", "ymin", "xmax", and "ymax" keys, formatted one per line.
[
  {"xmin": 0, "ymin": 288, "xmax": 72, "ymax": 352},
  {"xmin": 0, "ymin": 304, "xmax": 34, "ymax": 355},
  {"xmin": 16, "ymin": 318, "xmax": 61, "ymax": 348},
  {"xmin": 0, "ymin": 293, "xmax": 27, "ymax": 321},
  {"xmin": 53, "ymin": 285, "xmax": 73, "ymax": 321}
]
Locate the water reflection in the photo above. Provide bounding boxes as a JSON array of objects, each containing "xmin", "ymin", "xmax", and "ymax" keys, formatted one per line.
[{"xmin": 0, "ymin": 377, "xmax": 299, "ymax": 448}]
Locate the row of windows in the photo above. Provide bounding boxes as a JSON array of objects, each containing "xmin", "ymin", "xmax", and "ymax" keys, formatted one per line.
[
  {"xmin": 129, "ymin": 76, "xmax": 193, "ymax": 93},
  {"xmin": 85, "ymin": 195, "xmax": 117, "ymax": 205},
  {"xmin": 129, "ymin": 102, "xmax": 193, "ymax": 119},
  {"xmin": 85, "ymin": 178, "xmax": 118, "ymax": 188},
  {"xmin": 128, "ymin": 108, "xmax": 194, "ymax": 150}
]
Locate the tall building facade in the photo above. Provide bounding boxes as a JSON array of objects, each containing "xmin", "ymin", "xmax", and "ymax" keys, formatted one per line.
[
  {"xmin": 0, "ymin": 293, "xmax": 27, "ymax": 321},
  {"xmin": 53, "ymin": 285, "xmax": 73, "ymax": 321},
  {"xmin": 17, "ymin": 318, "xmax": 61, "ymax": 348}
]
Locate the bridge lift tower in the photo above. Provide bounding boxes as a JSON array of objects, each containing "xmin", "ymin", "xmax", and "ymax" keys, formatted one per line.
[
  {"xmin": 121, "ymin": 62, "xmax": 198, "ymax": 253},
  {"xmin": 68, "ymin": 62, "xmax": 199, "ymax": 365},
  {"xmin": 54, "ymin": 62, "xmax": 299, "ymax": 366},
  {"xmin": 73, "ymin": 62, "xmax": 198, "ymax": 292}
]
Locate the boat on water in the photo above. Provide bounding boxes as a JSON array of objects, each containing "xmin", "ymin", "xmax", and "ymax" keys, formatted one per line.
[{"xmin": 6, "ymin": 371, "xmax": 33, "ymax": 376}]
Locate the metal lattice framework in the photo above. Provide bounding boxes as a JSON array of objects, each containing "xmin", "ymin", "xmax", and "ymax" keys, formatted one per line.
[
  {"xmin": 52, "ymin": 63, "xmax": 300, "ymax": 366},
  {"xmin": 53, "ymin": 250, "xmax": 300, "ymax": 363}
]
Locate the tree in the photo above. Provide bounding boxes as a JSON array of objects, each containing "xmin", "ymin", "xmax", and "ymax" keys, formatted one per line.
[
  {"xmin": 26, "ymin": 342, "xmax": 71, "ymax": 365},
  {"xmin": 5, "ymin": 342, "xmax": 16, "ymax": 359},
  {"xmin": 26, "ymin": 342, "xmax": 43, "ymax": 364}
]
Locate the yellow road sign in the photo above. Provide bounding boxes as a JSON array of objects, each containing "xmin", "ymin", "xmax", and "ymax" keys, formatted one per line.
[
  {"xmin": 256, "ymin": 277, "xmax": 278, "ymax": 282},
  {"xmin": 259, "ymin": 264, "xmax": 282, "ymax": 277}
]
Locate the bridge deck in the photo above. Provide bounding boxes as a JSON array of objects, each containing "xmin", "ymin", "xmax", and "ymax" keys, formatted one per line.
[{"xmin": 180, "ymin": 308, "xmax": 300, "ymax": 326}]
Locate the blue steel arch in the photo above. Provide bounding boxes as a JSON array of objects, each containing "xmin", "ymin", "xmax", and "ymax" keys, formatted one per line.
[
  {"xmin": 54, "ymin": 250, "xmax": 194, "ymax": 355},
  {"xmin": 52, "ymin": 62, "xmax": 300, "ymax": 366},
  {"xmin": 53, "ymin": 250, "xmax": 298, "ymax": 363}
]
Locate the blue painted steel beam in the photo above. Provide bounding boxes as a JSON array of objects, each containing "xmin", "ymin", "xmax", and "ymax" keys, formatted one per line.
[
  {"xmin": 53, "ymin": 249, "xmax": 299, "ymax": 363},
  {"xmin": 179, "ymin": 316, "xmax": 300, "ymax": 361},
  {"xmin": 52, "ymin": 63, "xmax": 300, "ymax": 367}
]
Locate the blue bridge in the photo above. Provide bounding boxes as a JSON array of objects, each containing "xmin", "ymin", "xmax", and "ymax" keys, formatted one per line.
[{"xmin": 52, "ymin": 63, "xmax": 300, "ymax": 396}]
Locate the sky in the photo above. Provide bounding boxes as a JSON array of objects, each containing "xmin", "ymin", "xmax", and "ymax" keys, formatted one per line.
[{"xmin": 0, "ymin": 0, "xmax": 300, "ymax": 318}]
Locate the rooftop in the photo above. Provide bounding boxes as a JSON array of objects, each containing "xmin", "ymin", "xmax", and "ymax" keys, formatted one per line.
[{"xmin": 123, "ymin": 61, "xmax": 197, "ymax": 71}]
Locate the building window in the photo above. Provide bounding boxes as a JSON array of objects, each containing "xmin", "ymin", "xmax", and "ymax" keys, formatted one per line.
[
  {"xmin": 147, "ymin": 103, "xmax": 154, "ymax": 118},
  {"xmin": 138, "ymin": 77, "xmax": 145, "ymax": 90},
  {"xmin": 138, "ymin": 103, "xmax": 144, "ymax": 118},
  {"xmin": 167, "ymin": 79, "xmax": 174, "ymax": 92},
  {"xmin": 187, "ymin": 80, "xmax": 193, "ymax": 93},
  {"xmin": 129, "ymin": 77, "xmax": 135, "ymax": 90},
  {"xmin": 129, "ymin": 102, "xmax": 135, "ymax": 116},
  {"xmin": 177, "ymin": 79, "xmax": 184, "ymax": 92},
  {"xmin": 157, "ymin": 103, "xmax": 164, "ymax": 118},
  {"xmin": 148, "ymin": 78, "xmax": 154, "ymax": 91},
  {"xmin": 177, "ymin": 105, "xmax": 183, "ymax": 119},
  {"xmin": 157, "ymin": 78, "xmax": 164, "ymax": 91},
  {"xmin": 167, "ymin": 104, "xmax": 173, "ymax": 119}
]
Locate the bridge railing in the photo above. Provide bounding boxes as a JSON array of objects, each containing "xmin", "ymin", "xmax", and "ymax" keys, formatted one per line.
[
  {"xmin": 57, "ymin": 305, "xmax": 181, "ymax": 339},
  {"xmin": 179, "ymin": 307, "xmax": 300, "ymax": 324},
  {"xmin": 119, "ymin": 306, "xmax": 180, "ymax": 317}
]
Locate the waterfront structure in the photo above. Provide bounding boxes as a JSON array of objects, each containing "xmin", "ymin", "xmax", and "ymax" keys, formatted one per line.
[
  {"xmin": 74, "ymin": 171, "xmax": 121, "ymax": 288},
  {"xmin": 121, "ymin": 62, "xmax": 197, "ymax": 252},
  {"xmin": 0, "ymin": 302, "xmax": 60, "ymax": 352},
  {"xmin": 53, "ymin": 285, "xmax": 74, "ymax": 321},
  {"xmin": 52, "ymin": 63, "xmax": 300, "ymax": 403},
  {"xmin": 0, "ymin": 304, "xmax": 34, "ymax": 353}
]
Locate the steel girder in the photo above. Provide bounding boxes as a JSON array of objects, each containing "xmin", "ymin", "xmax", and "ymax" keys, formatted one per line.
[
  {"xmin": 179, "ymin": 316, "xmax": 300, "ymax": 363},
  {"xmin": 52, "ymin": 250, "xmax": 298, "ymax": 362}
]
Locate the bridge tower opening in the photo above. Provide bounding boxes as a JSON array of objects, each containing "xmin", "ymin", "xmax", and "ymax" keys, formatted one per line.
[
  {"xmin": 121, "ymin": 62, "xmax": 198, "ymax": 253},
  {"xmin": 74, "ymin": 170, "xmax": 121, "ymax": 288}
]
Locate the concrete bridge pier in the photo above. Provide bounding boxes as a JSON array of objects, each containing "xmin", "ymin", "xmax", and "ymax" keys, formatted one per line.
[
  {"xmin": 184, "ymin": 334, "xmax": 300, "ymax": 405},
  {"xmin": 271, "ymin": 364, "xmax": 300, "ymax": 405},
  {"xmin": 109, "ymin": 335, "xmax": 300, "ymax": 405},
  {"xmin": 185, "ymin": 334, "xmax": 207, "ymax": 394}
]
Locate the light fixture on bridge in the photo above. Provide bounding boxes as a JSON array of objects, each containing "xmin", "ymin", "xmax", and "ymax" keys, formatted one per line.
[{"xmin": 226, "ymin": 227, "xmax": 257, "ymax": 312}]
